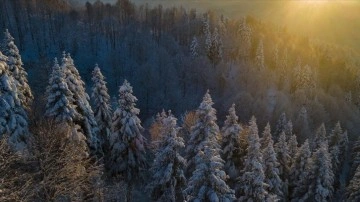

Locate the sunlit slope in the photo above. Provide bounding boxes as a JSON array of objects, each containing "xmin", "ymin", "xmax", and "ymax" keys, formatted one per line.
[{"xmin": 132, "ymin": 0, "xmax": 360, "ymax": 53}]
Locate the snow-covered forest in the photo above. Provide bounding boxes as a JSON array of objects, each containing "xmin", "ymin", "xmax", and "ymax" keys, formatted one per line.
[{"xmin": 1, "ymin": 0, "xmax": 360, "ymax": 201}]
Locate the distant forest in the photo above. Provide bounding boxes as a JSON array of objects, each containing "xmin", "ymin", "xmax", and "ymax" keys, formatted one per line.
[{"xmin": 1, "ymin": 0, "xmax": 360, "ymax": 201}]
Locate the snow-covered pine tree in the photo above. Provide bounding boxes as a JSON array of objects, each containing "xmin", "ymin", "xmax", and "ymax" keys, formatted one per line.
[
  {"xmin": 302, "ymin": 141, "xmax": 334, "ymax": 202},
  {"xmin": 148, "ymin": 112, "xmax": 186, "ymax": 202},
  {"xmin": 45, "ymin": 58, "xmax": 80, "ymax": 123},
  {"xmin": 285, "ymin": 120, "xmax": 293, "ymax": 139},
  {"xmin": 203, "ymin": 15, "xmax": 211, "ymax": 52},
  {"xmin": 262, "ymin": 127, "xmax": 283, "ymax": 200},
  {"xmin": 61, "ymin": 53, "xmax": 100, "ymax": 154},
  {"xmin": 221, "ymin": 104, "xmax": 242, "ymax": 186},
  {"xmin": 260, "ymin": 123, "xmax": 272, "ymax": 151},
  {"xmin": 238, "ymin": 17, "xmax": 252, "ymax": 60},
  {"xmin": 255, "ymin": 39, "xmax": 265, "ymax": 71},
  {"xmin": 0, "ymin": 51, "xmax": 30, "ymax": 154},
  {"xmin": 91, "ymin": 64, "xmax": 112, "ymax": 155},
  {"xmin": 275, "ymin": 131, "xmax": 290, "ymax": 199},
  {"xmin": 45, "ymin": 58, "xmax": 88, "ymax": 157},
  {"xmin": 2, "ymin": 30, "xmax": 33, "ymax": 110},
  {"xmin": 351, "ymin": 136, "xmax": 360, "ymax": 178},
  {"xmin": 108, "ymin": 80, "xmax": 147, "ymax": 202},
  {"xmin": 184, "ymin": 145, "xmax": 235, "ymax": 202},
  {"xmin": 290, "ymin": 139, "xmax": 311, "ymax": 201},
  {"xmin": 207, "ymin": 27, "xmax": 222, "ymax": 66},
  {"xmin": 288, "ymin": 134, "xmax": 299, "ymax": 164},
  {"xmin": 237, "ymin": 116, "xmax": 270, "ymax": 201},
  {"xmin": 312, "ymin": 123, "xmax": 326, "ymax": 151},
  {"xmin": 328, "ymin": 122, "xmax": 348, "ymax": 177},
  {"xmin": 279, "ymin": 48, "xmax": 289, "ymax": 90},
  {"xmin": 274, "ymin": 112, "xmax": 287, "ymax": 140},
  {"xmin": 185, "ymin": 90, "xmax": 220, "ymax": 176},
  {"xmin": 346, "ymin": 165, "xmax": 360, "ymax": 201},
  {"xmin": 190, "ymin": 36, "xmax": 199, "ymax": 58},
  {"xmin": 294, "ymin": 106, "xmax": 311, "ymax": 143}
]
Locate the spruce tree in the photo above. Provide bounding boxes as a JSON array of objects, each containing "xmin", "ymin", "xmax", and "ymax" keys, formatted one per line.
[
  {"xmin": 108, "ymin": 80, "xmax": 147, "ymax": 202},
  {"xmin": 290, "ymin": 140, "xmax": 311, "ymax": 200},
  {"xmin": 294, "ymin": 106, "xmax": 311, "ymax": 143},
  {"xmin": 2, "ymin": 29, "xmax": 33, "ymax": 110},
  {"xmin": 221, "ymin": 104, "xmax": 242, "ymax": 185},
  {"xmin": 185, "ymin": 90, "xmax": 220, "ymax": 176},
  {"xmin": 274, "ymin": 112, "xmax": 287, "ymax": 139},
  {"xmin": 351, "ymin": 136, "xmax": 360, "ymax": 178},
  {"xmin": 275, "ymin": 131, "xmax": 290, "ymax": 198},
  {"xmin": 45, "ymin": 58, "xmax": 79, "ymax": 123},
  {"xmin": 304, "ymin": 142, "xmax": 334, "ymax": 201},
  {"xmin": 61, "ymin": 53, "xmax": 100, "ymax": 154},
  {"xmin": 190, "ymin": 36, "xmax": 199, "ymax": 58},
  {"xmin": 207, "ymin": 27, "xmax": 222, "ymax": 66},
  {"xmin": 238, "ymin": 17, "xmax": 252, "ymax": 60},
  {"xmin": 0, "ymin": 51, "xmax": 29, "ymax": 154},
  {"xmin": 260, "ymin": 123, "xmax": 272, "ymax": 151},
  {"xmin": 148, "ymin": 112, "xmax": 187, "ymax": 202},
  {"xmin": 185, "ymin": 145, "xmax": 235, "ymax": 202},
  {"xmin": 347, "ymin": 165, "xmax": 360, "ymax": 201},
  {"xmin": 328, "ymin": 122, "xmax": 348, "ymax": 179},
  {"xmin": 237, "ymin": 116, "xmax": 269, "ymax": 201},
  {"xmin": 255, "ymin": 39, "xmax": 265, "ymax": 71},
  {"xmin": 203, "ymin": 16, "xmax": 211, "ymax": 52},
  {"xmin": 288, "ymin": 134, "xmax": 299, "ymax": 164},
  {"xmin": 312, "ymin": 123, "xmax": 326, "ymax": 151},
  {"xmin": 262, "ymin": 129, "xmax": 283, "ymax": 200},
  {"xmin": 91, "ymin": 64, "xmax": 112, "ymax": 155}
]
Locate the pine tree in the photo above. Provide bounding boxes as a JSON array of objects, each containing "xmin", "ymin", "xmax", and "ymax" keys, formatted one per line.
[
  {"xmin": 238, "ymin": 17, "xmax": 252, "ymax": 60},
  {"xmin": 303, "ymin": 142, "xmax": 334, "ymax": 202},
  {"xmin": 207, "ymin": 27, "xmax": 222, "ymax": 66},
  {"xmin": 185, "ymin": 90, "xmax": 220, "ymax": 176},
  {"xmin": 285, "ymin": 120, "xmax": 294, "ymax": 139},
  {"xmin": 312, "ymin": 123, "xmax": 326, "ymax": 151},
  {"xmin": 148, "ymin": 112, "xmax": 187, "ymax": 202},
  {"xmin": 290, "ymin": 140, "xmax": 311, "ymax": 200},
  {"xmin": 255, "ymin": 39, "xmax": 265, "ymax": 71},
  {"xmin": 346, "ymin": 165, "xmax": 360, "ymax": 201},
  {"xmin": 203, "ymin": 16, "xmax": 211, "ymax": 52},
  {"xmin": 45, "ymin": 58, "xmax": 79, "ymax": 123},
  {"xmin": 61, "ymin": 53, "xmax": 100, "ymax": 154},
  {"xmin": 288, "ymin": 134, "xmax": 299, "ymax": 164},
  {"xmin": 351, "ymin": 136, "xmax": 360, "ymax": 178},
  {"xmin": 274, "ymin": 112, "xmax": 287, "ymax": 139},
  {"xmin": 237, "ymin": 116, "xmax": 270, "ymax": 201},
  {"xmin": 184, "ymin": 145, "xmax": 235, "ymax": 202},
  {"xmin": 328, "ymin": 122, "xmax": 348, "ymax": 174},
  {"xmin": 2, "ymin": 30, "xmax": 33, "ymax": 110},
  {"xmin": 221, "ymin": 104, "xmax": 242, "ymax": 185},
  {"xmin": 190, "ymin": 36, "xmax": 199, "ymax": 58},
  {"xmin": 260, "ymin": 123, "xmax": 272, "ymax": 151},
  {"xmin": 279, "ymin": 48, "xmax": 289, "ymax": 90},
  {"xmin": 108, "ymin": 80, "xmax": 147, "ymax": 202},
  {"xmin": 0, "ymin": 51, "xmax": 29, "ymax": 154},
  {"xmin": 91, "ymin": 64, "xmax": 112, "ymax": 155},
  {"xmin": 294, "ymin": 106, "xmax": 311, "ymax": 143},
  {"xmin": 275, "ymin": 131, "xmax": 290, "ymax": 198},
  {"xmin": 262, "ymin": 129, "xmax": 283, "ymax": 200}
]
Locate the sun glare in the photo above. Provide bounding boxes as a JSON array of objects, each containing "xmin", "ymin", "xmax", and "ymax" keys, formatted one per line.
[{"xmin": 300, "ymin": 0, "xmax": 330, "ymax": 4}]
